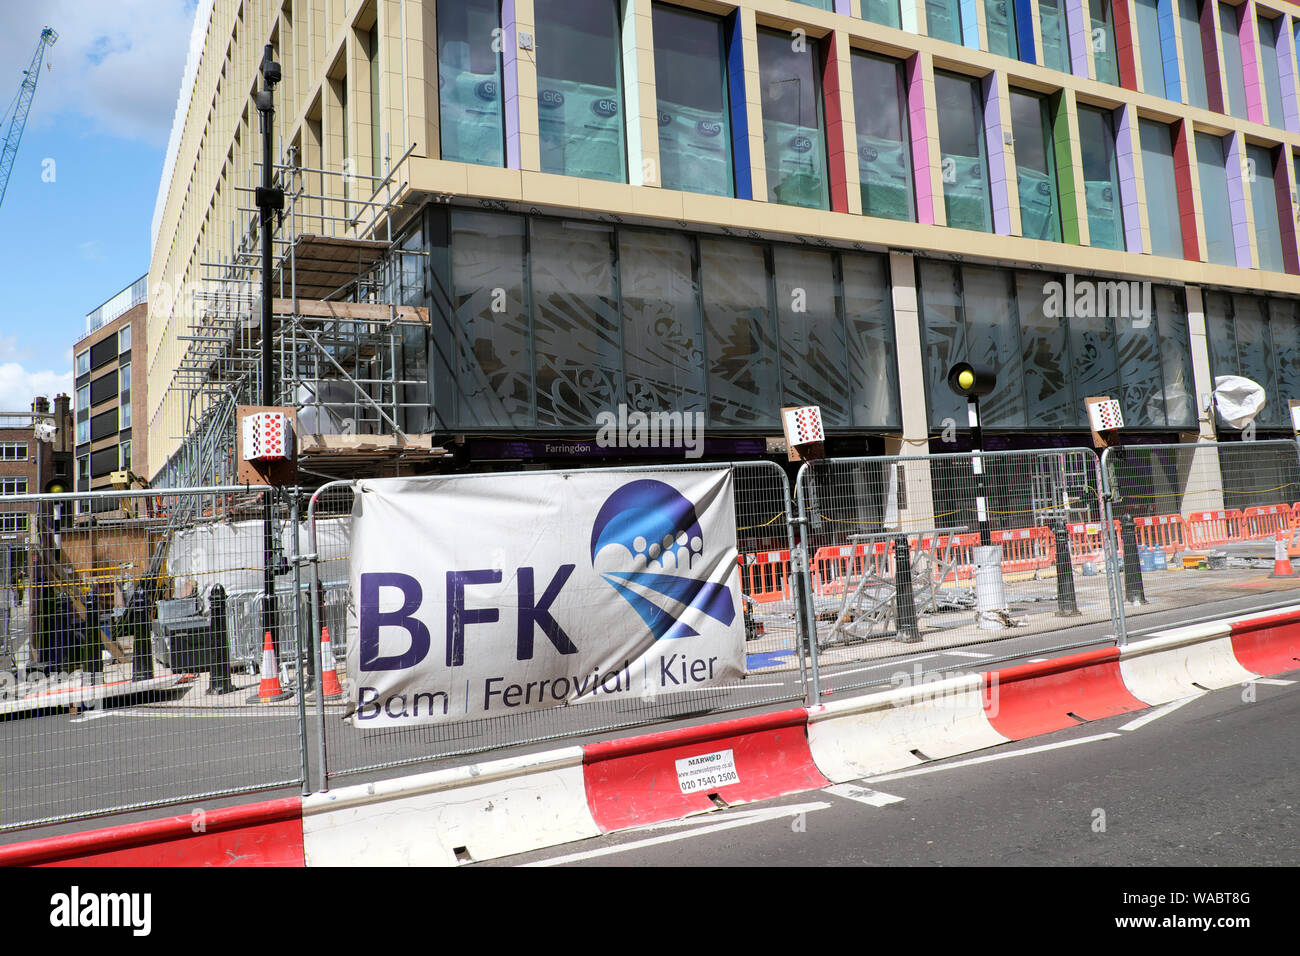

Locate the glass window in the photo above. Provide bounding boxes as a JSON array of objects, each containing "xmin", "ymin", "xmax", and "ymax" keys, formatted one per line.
[
  {"xmin": 75, "ymin": 350, "xmax": 89, "ymax": 376},
  {"xmin": 1039, "ymin": 0, "xmax": 1071, "ymax": 73},
  {"xmin": 618, "ymin": 228, "xmax": 706, "ymax": 416},
  {"xmin": 119, "ymin": 362, "xmax": 131, "ymax": 395},
  {"xmin": 1195, "ymin": 132, "xmax": 1235, "ymax": 266},
  {"xmin": 1070, "ymin": 306, "xmax": 1121, "ymax": 401},
  {"xmin": 962, "ymin": 266, "xmax": 1026, "ymax": 426},
  {"xmin": 1247, "ymin": 144, "xmax": 1285, "ymax": 273},
  {"xmin": 1269, "ymin": 298, "xmax": 1300, "ymax": 413},
  {"xmin": 90, "ymin": 409, "xmax": 118, "ymax": 442},
  {"xmin": 1155, "ymin": 286, "xmax": 1196, "ymax": 426},
  {"xmin": 536, "ymin": 0, "xmax": 626, "ymax": 182},
  {"xmin": 758, "ymin": 29, "xmax": 829, "ymax": 210},
  {"xmin": 1078, "ymin": 106, "xmax": 1125, "ymax": 250},
  {"xmin": 1177, "ymin": 0, "xmax": 1209, "ymax": 110},
  {"xmin": 699, "ymin": 238, "xmax": 779, "ymax": 426},
  {"xmin": 529, "ymin": 219, "xmax": 620, "ymax": 425},
  {"xmin": 119, "ymin": 326, "xmax": 131, "ymax": 353},
  {"xmin": 935, "ymin": 71, "xmax": 991, "ymax": 232},
  {"xmin": 77, "ymin": 419, "xmax": 89, "ymax": 445},
  {"xmin": 775, "ymin": 247, "xmax": 850, "ymax": 425},
  {"xmin": 1017, "ymin": 271, "xmax": 1077, "ymax": 427},
  {"xmin": 120, "ymin": 441, "xmax": 132, "ymax": 470},
  {"xmin": 1258, "ymin": 15, "xmax": 1285, "ymax": 128},
  {"xmin": 121, "ymin": 402, "xmax": 131, "ymax": 429},
  {"xmin": 76, "ymin": 384, "xmax": 89, "ymax": 413},
  {"xmin": 1219, "ymin": 3, "xmax": 1248, "ymax": 119},
  {"xmin": 791, "ymin": 0, "xmax": 834, "ymax": 8},
  {"xmin": 1135, "ymin": 0, "xmax": 1166, "ymax": 98},
  {"xmin": 918, "ymin": 259, "xmax": 967, "ymax": 426},
  {"xmin": 926, "ymin": 0, "xmax": 964, "ymax": 45},
  {"xmin": 985, "ymin": 0, "xmax": 1019, "ymax": 59},
  {"xmin": 90, "ymin": 371, "xmax": 118, "ymax": 407},
  {"xmin": 1010, "ymin": 90, "xmax": 1062, "ymax": 241},
  {"xmin": 450, "ymin": 210, "xmax": 532, "ymax": 427},
  {"xmin": 1092, "ymin": 0, "xmax": 1120, "ymax": 84},
  {"xmin": 851, "ymin": 51, "xmax": 914, "ymax": 222},
  {"xmin": 841, "ymin": 253, "xmax": 901, "ymax": 428},
  {"xmin": 1139, "ymin": 120, "xmax": 1185, "ymax": 258},
  {"xmin": 1115, "ymin": 285, "xmax": 1167, "ymax": 425},
  {"xmin": 78, "ymin": 456, "xmax": 89, "ymax": 482},
  {"xmin": 652, "ymin": 4, "xmax": 734, "ymax": 198},
  {"xmin": 437, "ymin": 0, "xmax": 505, "ymax": 166},
  {"xmin": 862, "ymin": 0, "xmax": 902, "ymax": 29},
  {"xmin": 1233, "ymin": 296, "xmax": 1282, "ymax": 426}
]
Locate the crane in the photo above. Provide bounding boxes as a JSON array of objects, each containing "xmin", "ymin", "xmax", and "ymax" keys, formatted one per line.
[{"xmin": 0, "ymin": 26, "xmax": 58, "ymax": 211}]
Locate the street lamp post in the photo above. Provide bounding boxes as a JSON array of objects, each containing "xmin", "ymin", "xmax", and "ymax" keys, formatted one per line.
[{"xmin": 254, "ymin": 46, "xmax": 284, "ymax": 664}]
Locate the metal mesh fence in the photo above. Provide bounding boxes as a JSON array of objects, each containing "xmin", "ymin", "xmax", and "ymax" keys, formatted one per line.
[
  {"xmin": 305, "ymin": 461, "xmax": 810, "ymax": 786},
  {"xmin": 795, "ymin": 448, "xmax": 1121, "ymax": 696},
  {"xmin": 1100, "ymin": 440, "xmax": 1300, "ymax": 627},
  {"xmin": 0, "ymin": 486, "xmax": 308, "ymax": 831}
]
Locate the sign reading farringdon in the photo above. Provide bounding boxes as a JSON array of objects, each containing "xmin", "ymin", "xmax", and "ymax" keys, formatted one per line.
[{"xmin": 346, "ymin": 470, "xmax": 745, "ymax": 726}]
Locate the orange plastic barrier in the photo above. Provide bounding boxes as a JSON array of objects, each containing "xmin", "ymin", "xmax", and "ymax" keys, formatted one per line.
[
  {"xmin": 738, "ymin": 550, "xmax": 793, "ymax": 604},
  {"xmin": 1241, "ymin": 504, "xmax": 1291, "ymax": 540},
  {"xmin": 990, "ymin": 527, "xmax": 1053, "ymax": 573},
  {"xmin": 1067, "ymin": 521, "xmax": 1113, "ymax": 565},
  {"xmin": 811, "ymin": 542, "xmax": 891, "ymax": 596},
  {"xmin": 1131, "ymin": 514, "xmax": 1186, "ymax": 556},
  {"xmin": 1183, "ymin": 510, "xmax": 1243, "ymax": 548}
]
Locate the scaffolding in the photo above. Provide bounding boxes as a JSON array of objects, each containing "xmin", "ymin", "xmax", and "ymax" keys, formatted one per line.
[{"xmin": 156, "ymin": 142, "xmax": 449, "ymax": 489}]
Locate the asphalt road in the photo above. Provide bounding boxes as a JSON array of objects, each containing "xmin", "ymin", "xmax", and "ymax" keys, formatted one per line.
[{"xmin": 491, "ymin": 667, "xmax": 1300, "ymax": 867}]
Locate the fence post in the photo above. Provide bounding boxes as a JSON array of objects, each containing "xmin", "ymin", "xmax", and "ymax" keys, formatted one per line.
[
  {"xmin": 1097, "ymin": 448, "xmax": 1129, "ymax": 646},
  {"xmin": 792, "ymin": 464, "xmax": 822, "ymax": 702},
  {"xmin": 306, "ymin": 482, "xmax": 337, "ymax": 794},
  {"xmin": 291, "ymin": 491, "xmax": 311, "ymax": 797},
  {"xmin": 764, "ymin": 462, "xmax": 812, "ymax": 706}
]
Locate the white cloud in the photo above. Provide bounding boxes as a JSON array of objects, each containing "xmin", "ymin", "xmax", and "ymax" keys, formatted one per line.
[
  {"xmin": 2, "ymin": 1, "xmax": 197, "ymax": 146},
  {"xmin": 0, "ymin": 363, "xmax": 73, "ymax": 413}
]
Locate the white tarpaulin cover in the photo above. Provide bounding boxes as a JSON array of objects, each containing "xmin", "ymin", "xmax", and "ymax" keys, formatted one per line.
[
  {"xmin": 1213, "ymin": 375, "xmax": 1267, "ymax": 429},
  {"xmin": 347, "ymin": 470, "xmax": 746, "ymax": 727}
]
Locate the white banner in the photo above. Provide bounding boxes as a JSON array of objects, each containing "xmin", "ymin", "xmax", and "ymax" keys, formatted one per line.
[{"xmin": 346, "ymin": 469, "xmax": 745, "ymax": 726}]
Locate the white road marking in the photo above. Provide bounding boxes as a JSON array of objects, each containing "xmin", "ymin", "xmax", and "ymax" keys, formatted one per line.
[
  {"xmin": 866, "ymin": 733, "xmax": 1121, "ymax": 783},
  {"xmin": 1118, "ymin": 695, "xmax": 1202, "ymax": 732},
  {"xmin": 825, "ymin": 783, "xmax": 905, "ymax": 807},
  {"xmin": 1249, "ymin": 677, "xmax": 1295, "ymax": 686},
  {"xmin": 520, "ymin": 801, "xmax": 833, "ymax": 867},
  {"xmin": 945, "ymin": 651, "xmax": 992, "ymax": 659},
  {"xmin": 827, "ymin": 653, "xmax": 942, "ymax": 677}
]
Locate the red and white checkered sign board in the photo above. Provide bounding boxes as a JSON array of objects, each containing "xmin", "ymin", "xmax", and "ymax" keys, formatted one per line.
[
  {"xmin": 1087, "ymin": 399, "xmax": 1124, "ymax": 432},
  {"xmin": 242, "ymin": 411, "xmax": 294, "ymax": 462},
  {"xmin": 783, "ymin": 406, "xmax": 824, "ymax": 445}
]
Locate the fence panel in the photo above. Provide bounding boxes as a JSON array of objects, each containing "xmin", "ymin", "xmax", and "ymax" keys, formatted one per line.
[
  {"xmin": 305, "ymin": 461, "xmax": 809, "ymax": 788},
  {"xmin": 795, "ymin": 448, "xmax": 1122, "ymax": 697},
  {"xmin": 0, "ymin": 486, "xmax": 310, "ymax": 832},
  {"xmin": 1101, "ymin": 440, "xmax": 1300, "ymax": 624}
]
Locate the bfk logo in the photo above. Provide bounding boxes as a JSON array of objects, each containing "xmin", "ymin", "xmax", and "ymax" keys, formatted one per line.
[{"xmin": 358, "ymin": 480, "xmax": 734, "ymax": 671}]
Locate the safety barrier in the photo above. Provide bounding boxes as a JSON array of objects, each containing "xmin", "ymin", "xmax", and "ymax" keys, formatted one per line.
[
  {"xmin": 989, "ymin": 527, "xmax": 1053, "ymax": 574},
  {"xmin": 738, "ymin": 550, "xmax": 793, "ymax": 604},
  {"xmin": 1242, "ymin": 504, "xmax": 1291, "ymax": 540},
  {"xmin": 1131, "ymin": 514, "xmax": 1186, "ymax": 556},
  {"xmin": 1183, "ymin": 510, "xmax": 1242, "ymax": 548},
  {"xmin": 1067, "ymin": 520, "xmax": 1113, "ymax": 565}
]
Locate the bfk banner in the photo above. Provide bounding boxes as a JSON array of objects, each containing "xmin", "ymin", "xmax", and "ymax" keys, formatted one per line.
[{"xmin": 346, "ymin": 469, "xmax": 746, "ymax": 726}]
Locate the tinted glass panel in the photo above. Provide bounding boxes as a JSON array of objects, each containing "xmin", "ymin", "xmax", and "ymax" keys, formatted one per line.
[
  {"xmin": 985, "ymin": 0, "xmax": 1019, "ymax": 59},
  {"xmin": 842, "ymin": 253, "xmax": 901, "ymax": 428},
  {"xmin": 1195, "ymin": 132, "xmax": 1235, "ymax": 266},
  {"xmin": 1219, "ymin": 3, "xmax": 1248, "ymax": 119},
  {"xmin": 90, "ymin": 371, "xmax": 118, "ymax": 407},
  {"xmin": 1039, "ymin": 0, "xmax": 1071, "ymax": 73},
  {"xmin": 90, "ymin": 409, "xmax": 118, "ymax": 442},
  {"xmin": 862, "ymin": 0, "xmax": 902, "ymax": 29},
  {"xmin": 451, "ymin": 211, "xmax": 532, "ymax": 427},
  {"xmin": 619, "ymin": 229, "xmax": 706, "ymax": 416},
  {"xmin": 700, "ymin": 239, "xmax": 779, "ymax": 426},
  {"xmin": 963, "ymin": 266, "xmax": 1026, "ymax": 426},
  {"xmin": 1155, "ymin": 286, "xmax": 1196, "ymax": 426},
  {"xmin": 1135, "ymin": 0, "xmax": 1166, "ymax": 98},
  {"xmin": 926, "ymin": 0, "xmax": 964, "ymax": 44},
  {"xmin": 919, "ymin": 259, "xmax": 967, "ymax": 426},
  {"xmin": 530, "ymin": 219, "xmax": 620, "ymax": 425},
  {"xmin": 1017, "ymin": 271, "xmax": 1077, "ymax": 427},
  {"xmin": 1247, "ymin": 144, "xmax": 1285, "ymax": 273},
  {"xmin": 652, "ymin": 4, "xmax": 733, "ymax": 197},
  {"xmin": 851, "ymin": 52, "xmax": 914, "ymax": 222},
  {"xmin": 1139, "ymin": 121, "xmax": 1184, "ymax": 258},
  {"xmin": 774, "ymin": 247, "xmax": 849, "ymax": 425},
  {"xmin": 1078, "ymin": 107, "xmax": 1125, "ymax": 250},
  {"xmin": 437, "ymin": 0, "xmax": 504, "ymax": 166},
  {"xmin": 1178, "ymin": 0, "xmax": 1209, "ymax": 109},
  {"xmin": 935, "ymin": 71, "xmax": 991, "ymax": 232},
  {"xmin": 536, "ymin": 0, "xmax": 626, "ymax": 182},
  {"xmin": 89, "ymin": 338, "xmax": 115, "ymax": 371},
  {"xmin": 758, "ymin": 29, "xmax": 829, "ymax": 209},
  {"xmin": 1092, "ymin": 0, "xmax": 1120, "ymax": 84},
  {"xmin": 1258, "ymin": 16, "xmax": 1284, "ymax": 128},
  {"xmin": 1010, "ymin": 90, "xmax": 1061, "ymax": 241}
]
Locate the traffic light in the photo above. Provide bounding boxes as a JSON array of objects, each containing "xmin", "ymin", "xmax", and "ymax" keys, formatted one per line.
[
  {"xmin": 946, "ymin": 362, "xmax": 997, "ymax": 399},
  {"xmin": 43, "ymin": 478, "xmax": 69, "ymax": 495}
]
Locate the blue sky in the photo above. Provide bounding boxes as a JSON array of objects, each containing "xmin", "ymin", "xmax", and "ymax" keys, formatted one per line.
[{"xmin": 0, "ymin": 0, "xmax": 197, "ymax": 411}]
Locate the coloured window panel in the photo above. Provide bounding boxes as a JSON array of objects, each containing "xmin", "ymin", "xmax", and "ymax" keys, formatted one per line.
[
  {"xmin": 758, "ymin": 29, "xmax": 830, "ymax": 210},
  {"xmin": 1010, "ymin": 90, "xmax": 1062, "ymax": 242},
  {"xmin": 935, "ymin": 71, "xmax": 992, "ymax": 233},
  {"xmin": 851, "ymin": 52, "xmax": 915, "ymax": 222},
  {"xmin": 437, "ymin": 0, "xmax": 505, "ymax": 167},
  {"xmin": 1078, "ymin": 106, "xmax": 1126, "ymax": 251}
]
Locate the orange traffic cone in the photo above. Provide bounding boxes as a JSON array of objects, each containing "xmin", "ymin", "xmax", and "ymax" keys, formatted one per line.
[
  {"xmin": 247, "ymin": 631, "xmax": 294, "ymax": 703},
  {"xmin": 1270, "ymin": 534, "xmax": 1296, "ymax": 577},
  {"xmin": 318, "ymin": 627, "xmax": 343, "ymax": 700}
]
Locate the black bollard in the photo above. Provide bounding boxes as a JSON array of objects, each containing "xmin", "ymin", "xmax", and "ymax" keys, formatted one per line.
[
  {"xmin": 1051, "ymin": 519, "xmax": 1080, "ymax": 617},
  {"xmin": 893, "ymin": 535, "xmax": 921, "ymax": 643},
  {"xmin": 83, "ymin": 591, "xmax": 104, "ymax": 684},
  {"xmin": 131, "ymin": 616, "xmax": 154, "ymax": 681},
  {"xmin": 206, "ymin": 585, "xmax": 238, "ymax": 695},
  {"xmin": 1120, "ymin": 514, "xmax": 1149, "ymax": 605}
]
